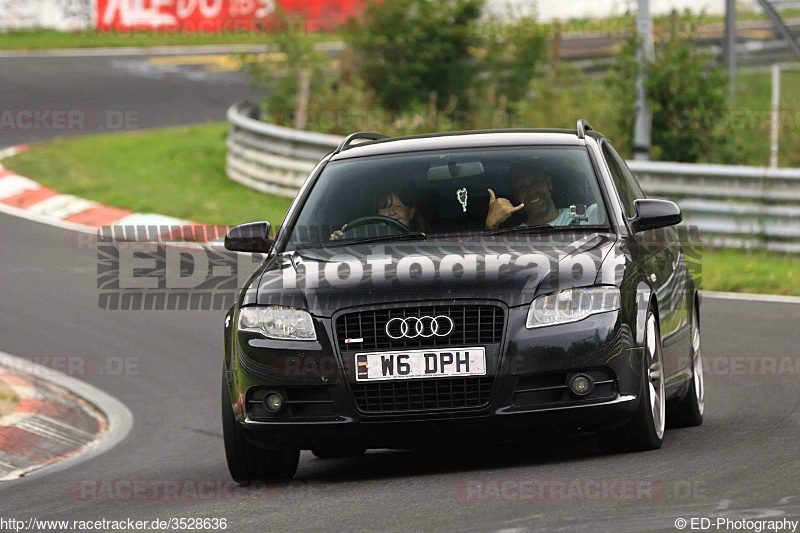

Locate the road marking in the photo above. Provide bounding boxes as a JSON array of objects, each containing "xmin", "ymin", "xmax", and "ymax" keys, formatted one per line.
[
  {"xmin": 146, "ymin": 53, "xmax": 339, "ymax": 72},
  {"xmin": 148, "ymin": 52, "xmax": 286, "ymax": 71},
  {"xmin": 701, "ymin": 290, "xmax": 800, "ymax": 305},
  {"xmin": 0, "ymin": 42, "xmax": 344, "ymax": 58}
]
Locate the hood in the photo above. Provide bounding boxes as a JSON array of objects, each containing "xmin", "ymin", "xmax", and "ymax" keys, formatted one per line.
[{"xmin": 254, "ymin": 233, "xmax": 617, "ymax": 316}]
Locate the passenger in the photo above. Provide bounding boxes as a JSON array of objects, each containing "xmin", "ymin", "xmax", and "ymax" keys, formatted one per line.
[
  {"xmin": 330, "ymin": 189, "xmax": 425, "ymax": 240},
  {"xmin": 485, "ymin": 163, "xmax": 600, "ymax": 229}
]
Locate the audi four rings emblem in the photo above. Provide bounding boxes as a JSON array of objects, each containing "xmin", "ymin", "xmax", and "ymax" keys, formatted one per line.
[{"xmin": 385, "ymin": 315, "xmax": 455, "ymax": 339}]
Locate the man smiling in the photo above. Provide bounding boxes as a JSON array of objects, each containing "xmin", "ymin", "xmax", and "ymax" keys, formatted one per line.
[{"xmin": 484, "ymin": 162, "xmax": 600, "ymax": 229}]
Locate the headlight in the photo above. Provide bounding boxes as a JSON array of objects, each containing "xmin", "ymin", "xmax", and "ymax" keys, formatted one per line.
[
  {"xmin": 526, "ymin": 286, "xmax": 620, "ymax": 328},
  {"xmin": 237, "ymin": 306, "xmax": 317, "ymax": 340}
]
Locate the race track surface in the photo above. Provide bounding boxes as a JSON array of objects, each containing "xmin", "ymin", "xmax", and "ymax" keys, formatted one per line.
[
  {"xmin": 0, "ymin": 52, "xmax": 254, "ymax": 147},
  {"xmin": 1, "ymin": 211, "xmax": 799, "ymax": 532},
  {"xmin": 1, "ymin": 52, "xmax": 799, "ymax": 532}
]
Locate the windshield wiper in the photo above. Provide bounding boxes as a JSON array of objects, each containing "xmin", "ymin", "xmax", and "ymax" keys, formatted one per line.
[
  {"xmin": 483, "ymin": 224, "xmax": 606, "ymax": 237},
  {"xmin": 482, "ymin": 224, "xmax": 556, "ymax": 236},
  {"xmin": 322, "ymin": 232, "xmax": 428, "ymax": 247}
]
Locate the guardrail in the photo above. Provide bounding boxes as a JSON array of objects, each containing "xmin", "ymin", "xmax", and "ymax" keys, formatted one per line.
[
  {"xmin": 226, "ymin": 102, "xmax": 800, "ymax": 252},
  {"xmin": 226, "ymin": 102, "xmax": 342, "ymax": 198},
  {"xmin": 628, "ymin": 161, "xmax": 800, "ymax": 252}
]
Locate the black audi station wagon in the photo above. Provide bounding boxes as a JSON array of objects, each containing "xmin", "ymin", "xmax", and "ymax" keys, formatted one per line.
[{"xmin": 221, "ymin": 121, "xmax": 705, "ymax": 481}]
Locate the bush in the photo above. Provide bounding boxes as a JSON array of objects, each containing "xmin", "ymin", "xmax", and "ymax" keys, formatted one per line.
[
  {"xmin": 239, "ymin": 8, "xmax": 327, "ymax": 125},
  {"xmin": 607, "ymin": 12, "xmax": 731, "ymax": 162},
  {"xmin": 344, "ymin": 0, "xmax": 484, "ymax": 112},
  {"xmin": 480, "ymin": 9, "xmax": 547, "ymax": 105}
]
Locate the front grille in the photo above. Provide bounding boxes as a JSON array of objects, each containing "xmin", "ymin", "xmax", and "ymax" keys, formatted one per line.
[
  {"xmin": 336, "ymin": 304, "xmax": 504, "ymax": 351},
  {"xmin": 351, "ymin": 377, "xmax": 494, "ymax": 412}
]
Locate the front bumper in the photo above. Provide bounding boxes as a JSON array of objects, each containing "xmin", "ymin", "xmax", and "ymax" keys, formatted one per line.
[
  {"xmin": 239, "ymin": 394, "xmax": 638, "ymax": 449},
  {"xmin": 227, "ymin": 304, "xmax": 643, "ymax": 449}
]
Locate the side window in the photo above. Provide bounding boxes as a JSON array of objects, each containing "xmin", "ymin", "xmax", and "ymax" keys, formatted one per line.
[
  {"xmin": 602, "ymin": 143, "xmax": 636, "ymax": 218},
  {"xmin": 616, "ymin": 152, "xmax": 646, "ymax": 200}
]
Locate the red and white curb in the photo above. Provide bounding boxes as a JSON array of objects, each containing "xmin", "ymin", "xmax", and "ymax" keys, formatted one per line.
[
  {"xmin": 0, "ymin": 367, "xmax": 106, "ymax": 480},
  {"xmin": 0, "ymin": 351, "xmax": 133, "ymax": 483},
  {"xmin": 0, "ymin": 144, "xmax": 220, "ymax": 243}
]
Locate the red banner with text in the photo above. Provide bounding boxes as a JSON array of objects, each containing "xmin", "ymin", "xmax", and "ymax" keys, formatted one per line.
[{"xmin": 96, "ymin": 0, "xmax": 366, "ymax": 32}]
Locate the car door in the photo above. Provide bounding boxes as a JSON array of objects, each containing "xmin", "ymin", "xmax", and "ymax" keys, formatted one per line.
[
  {"xmin": 601, "ymin": 142, "xmax": 680, "ymax": 375},
  {"xmin": 610, "ymin": 145, "xmax": 688, "ymax": 378}
]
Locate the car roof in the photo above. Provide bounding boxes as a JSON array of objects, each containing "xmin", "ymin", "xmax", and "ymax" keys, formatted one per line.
[{"xmin": 329, "ymin": 129, "xmax": 592, "ymax": 161}]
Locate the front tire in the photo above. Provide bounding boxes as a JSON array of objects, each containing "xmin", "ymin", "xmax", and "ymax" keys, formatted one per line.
[
  {"xmin": 598, "ymin": 308, "xmax": 665, "ymax": 453},
  {"xmin": 221, "ymin": 373, "xmax": 299, "ymax": 482},
  {"xmin": 669, "ymin": 305, "xmax": 704, "ymax": 427}
]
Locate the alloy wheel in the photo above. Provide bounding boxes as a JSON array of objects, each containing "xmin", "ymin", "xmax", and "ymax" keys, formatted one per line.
[{"xmin": 646, "ymin": 313, "xmax": 666, "ymax": 440}]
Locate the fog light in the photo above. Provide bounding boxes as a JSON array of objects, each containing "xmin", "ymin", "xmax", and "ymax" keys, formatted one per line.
[
  {"xmin": 264, "ymin": 392, "xmax": 284, "ymax": 413},
  {"xmin": 568, "ymin": 374, "xmax": 594, "ymax": 396}
]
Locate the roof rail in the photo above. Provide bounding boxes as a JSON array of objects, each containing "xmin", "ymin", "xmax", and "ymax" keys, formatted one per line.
[
  {"xmin": 334, "ymin": 132, "xmax": 390, "ymax": 154},
  {"xmin": 576, "ymin": 119, "xmax": 594, "ymax": 139}
]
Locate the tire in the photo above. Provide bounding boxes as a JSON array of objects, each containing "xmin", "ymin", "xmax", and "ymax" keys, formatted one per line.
[
  {"xmin": 598, "ymin": 308, "xmax": 665, "ymax": 453},
  {"xmin": 221, "ymin": 372, "xmax": 300, "ymax": 483},
  {"xmin": 311, "ymin": 446, "xmax": 367, "ymax": 459},
  {"xmin": 668, "ymin": 305, "xmax": 704, "ymax": 427}
]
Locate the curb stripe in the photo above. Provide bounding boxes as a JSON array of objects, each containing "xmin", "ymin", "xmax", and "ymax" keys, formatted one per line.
[
  {"xmin": 16, "ymin": 399, "xmax": 101, "ymax": 435},
  {"xmin": 0, "ymin": 351, "xmax": 131, "ymax": 484},
  {"xmin": 0, "ymin": 374, "xmax": 32, "ymax": 387},
  {"xmin": 0, "ymin": 144, "xmax": 212, "ymax": 243},
  {"xmin": 0, "ymin": 426, "xmax": 77, "ymax": 463},
  {"xmin": 0, "ymin": 175, "xmax": 41, "ymax": 200},
  {"xmin": 0, "ymin": 360, "xmax": 108, "ymax": 481},
  {"xmin": 113, "ymin": 212, "xmax": 194, "ymax": 229},
  {"xmin": 27, "ymin": 194, "xmax": 99, "ymax": 220},
  {"xmin": 66, "ymin": 205, "xmax": 132, "ymax": 227},
  {"xmin": 1, "ymin": 186, "xmax": 59, "ymax": 209}
]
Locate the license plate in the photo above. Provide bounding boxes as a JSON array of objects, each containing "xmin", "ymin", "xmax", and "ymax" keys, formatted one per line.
[{"xmin": 355, "ymin": 347, "xmax": 486, "ymax": 381}]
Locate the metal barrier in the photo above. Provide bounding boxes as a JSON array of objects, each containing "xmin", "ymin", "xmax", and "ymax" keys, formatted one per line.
[
  {"xmin": 226, "ymin": 102, "xmax": 800, "ymax": 252},
  {"xmin": 226, "ymin": 102, "xmax": 342, "ymax": 198},
  {"xmin": 627, "ymin": 161, "xmax": 800, "ymax": 252}
]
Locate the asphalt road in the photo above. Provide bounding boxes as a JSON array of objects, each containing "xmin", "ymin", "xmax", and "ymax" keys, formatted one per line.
[
  {"xmin": 0, "ymin": 51, "xmax": 255, "ymax": 148},
  {"xmin": 1, "ymin": 210, "xmax": 799, "ymax": 532}
]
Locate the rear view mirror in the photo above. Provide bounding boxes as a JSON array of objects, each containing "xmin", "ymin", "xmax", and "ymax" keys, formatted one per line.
[
  {"xmin": 224, "ymin": 221, "xmax": 273, "ymax": 252},
  {"xmin": 427, "ymin": 161, "xmax": 485, "ymax": 181},
  {"xmin": 630, "ymin": 199, "xmax": 682, "ymax": 232}
]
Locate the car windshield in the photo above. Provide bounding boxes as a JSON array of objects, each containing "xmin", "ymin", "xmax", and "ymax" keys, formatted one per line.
[{"xmin": 286, "ymin": 145, "xmax": 609, "ymax": 250}]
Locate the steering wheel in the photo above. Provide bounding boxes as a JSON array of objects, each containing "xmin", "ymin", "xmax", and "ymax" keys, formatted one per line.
[{"xmin": 342, "ymin": 215, "xmax": 412, "ymax": 235}]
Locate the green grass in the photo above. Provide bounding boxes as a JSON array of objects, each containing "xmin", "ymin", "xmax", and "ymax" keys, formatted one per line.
[
  {"xmin": 0, "ymin": 29, "xmax": 340, "ymax": 50},
  {"xmin": 731, "ymin": 70, "xmax": 800, "ymax": 168},
  {"xmin": 698, "ymin": 248, "xmax": 800, "ymax": 296},
  {"xmin": 2, "ymin": 123, "xmax": 292, "ymax": 227}
]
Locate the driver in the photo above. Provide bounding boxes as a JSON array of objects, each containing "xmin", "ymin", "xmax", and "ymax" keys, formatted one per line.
[
  {"xmin": 329, "ymin": 189, "xmax": 425, "ymax": 240},
  {"xmin": 484, "ymin": 162, "xmax": 600, "ymax": 229}
]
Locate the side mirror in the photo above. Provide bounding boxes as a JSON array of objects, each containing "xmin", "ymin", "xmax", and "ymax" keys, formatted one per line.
[
  {"xmin": 630, "ymin": 199, "xmax": 682, "ymax": 233},
  {"xmin": 224, "ymin": 221, "xmax": 273, "ymax": 252}
]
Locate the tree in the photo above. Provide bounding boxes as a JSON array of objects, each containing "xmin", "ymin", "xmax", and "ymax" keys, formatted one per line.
[
  {"xmin": 481, "ymin": 10, "xmax": 546, "ymax": 105},
  {"xmin": 240, "ymin": 8, "xmax": 326, "ymax": 127},
  {"xmin": 607, "ymin": 13, "xmax": 730, "ymax": 162},
  {"xmin": 344, "ymin": 0, "xmax": 484, "ymax": 112}
]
